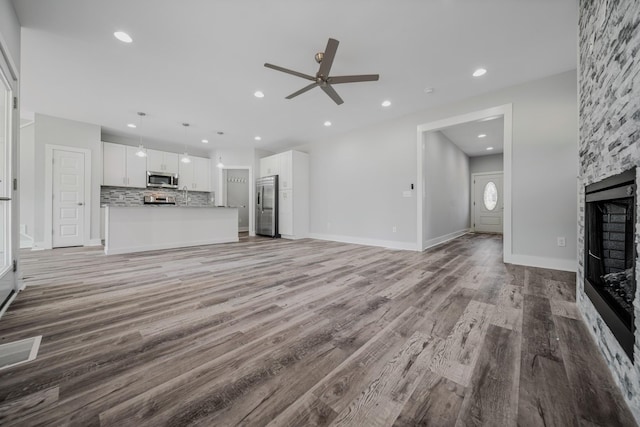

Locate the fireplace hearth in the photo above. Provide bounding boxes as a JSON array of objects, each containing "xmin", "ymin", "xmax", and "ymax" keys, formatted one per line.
[{"xmin": 584, "ymin": 168, "xmax": 637, "ymax": 360}]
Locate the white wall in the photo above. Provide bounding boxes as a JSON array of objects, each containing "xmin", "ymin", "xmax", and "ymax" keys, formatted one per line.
[
  {"xmin": 32, "ymin": 114, "xmax": 101, "ymax": 246},
  {"xmin": 19, "ymin": 122, "xmax": 34, "ymax": 244},
  {"xmin": 423, "ymin": 131, "xmax": 470, "ymax": 247},
  {"xmin": 469, "ymin": 153, "xmax": 503, "ymax": 174},
  {"xmin": 298, "ymin": 70, "xmax": 577, "ymax": 268},
  {"xmin": 0, "ymin": 0, "xmax": 20, "ymax": 74}
]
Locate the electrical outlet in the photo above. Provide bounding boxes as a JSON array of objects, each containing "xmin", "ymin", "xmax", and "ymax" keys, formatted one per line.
[
  {"xmin": 327, "ymin": 222, "xmax": 331, "ymax": 230},
  {"xmin": 557, "ymin": 237, "xmax": 566, "ymax": 247},
  {"xmin": 392, "ymin": 226, "xmax": 397, "ymax": 233}
]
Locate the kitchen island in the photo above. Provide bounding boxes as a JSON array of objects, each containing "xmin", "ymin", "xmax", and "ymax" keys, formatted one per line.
[{"xmin": 104, "ymin": 206, "xmax": 238, "ymax": 255}]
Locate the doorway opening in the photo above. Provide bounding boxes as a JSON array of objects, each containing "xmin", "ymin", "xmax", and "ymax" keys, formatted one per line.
[
  {"xmin": 416, "ymin": 104, "xmax": 512, "ymax": 260},
  {"xmin": 217, "ymin": 165, "xmax": 255, "ymax": 236}
]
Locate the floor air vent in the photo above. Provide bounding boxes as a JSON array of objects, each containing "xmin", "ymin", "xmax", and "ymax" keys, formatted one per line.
[{"xmin": 0, "ymin": 336, "xmax": 42, "ymax": 371}]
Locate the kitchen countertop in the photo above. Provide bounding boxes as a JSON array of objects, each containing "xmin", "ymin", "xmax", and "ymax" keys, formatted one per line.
[{"xmin": 102, "ymin": 205, "xmax": 236, "ymax": 208}]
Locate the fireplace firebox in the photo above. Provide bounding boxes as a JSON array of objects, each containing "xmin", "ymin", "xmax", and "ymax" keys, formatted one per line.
[{"xmin": 584, "ymin": 168, "xmax": 637, "ymax": 360}]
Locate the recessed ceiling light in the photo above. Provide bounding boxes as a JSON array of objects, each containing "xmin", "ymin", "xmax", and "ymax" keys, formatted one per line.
[
  {"xmin": 201, "ymin": 139, "xmax": 209, "ymax": 144},
  {"xmin": 114, "ymin": 31, "xmax": 133, "ymax": 43},
  {"xmin": 424, "ymin": 87, "xmax": 434, "ymax": 94},
  {"xmin": 478, "ymin": 134, "xmax": 487, "ymax": 138},
  {"xmin": 472, "ymin": 68, "xmax": 487, "ymax": 77},
  {"xmin": 127, "ymin": 123, "xmax": 136, "ymax": 128},
  {"xmin": 324, "ymin": 121, "xmax": 332, "ymax": 127},
  {"xmin": 486, "ymin": 146, "xmax": 494, "ymax": 151},
  {"xmin": 254, "ymin": 91, "xmax": 264, "ymax": 98},
  {"xmin": 254, "ymin": 136, "xmax": 262, "ymax": 141},
  {"xmin": 381, "ymin": 100, "xmax": 391, "ymax": 107}
]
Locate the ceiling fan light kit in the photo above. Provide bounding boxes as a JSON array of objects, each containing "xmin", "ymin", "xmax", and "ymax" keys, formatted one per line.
[{"xmin": 265, "ymin": 38, "xmax": 379, "ymax": 105}]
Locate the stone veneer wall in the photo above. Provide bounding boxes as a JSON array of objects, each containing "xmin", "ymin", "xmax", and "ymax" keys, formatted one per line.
[
  {"xmin": 101, "ymin": 186, "xmax": 214, "ymax": 207},
  {"xmin": 578, "ymin": 0, "xmax": 640, "ymax": 421}
]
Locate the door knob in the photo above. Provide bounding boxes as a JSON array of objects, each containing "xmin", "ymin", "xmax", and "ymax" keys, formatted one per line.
[{"xmin": 78, "ymin": 202, "xmax": 84, "ymax": 206}]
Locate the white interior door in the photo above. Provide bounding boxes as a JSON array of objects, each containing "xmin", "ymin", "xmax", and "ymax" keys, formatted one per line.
[
  {"xmin": 52, "ymin": 149, "xmax": 85, "ymax": 247},
  {"xmin": 0, "ymin": 60, "xmax": 14, "ymax": 308},
  {"xmin": 473, "ymin": 172, "xmax": 503, "ymax": 234}
]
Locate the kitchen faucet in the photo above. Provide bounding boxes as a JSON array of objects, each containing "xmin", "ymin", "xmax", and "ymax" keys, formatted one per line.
[{"xmin": 182, "ymin": 185, "xmax": 188, "ymax": 206}]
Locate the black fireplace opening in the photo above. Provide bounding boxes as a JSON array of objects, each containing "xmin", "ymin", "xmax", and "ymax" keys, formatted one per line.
[{"xmin": 585, "ymin": 168, "xmax": 636, "ymax": 360}]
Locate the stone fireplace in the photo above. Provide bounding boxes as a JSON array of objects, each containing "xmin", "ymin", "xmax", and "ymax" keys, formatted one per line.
[{"xmin": 578, "ymin": 0, "xmax": 640, "ymax": 421}]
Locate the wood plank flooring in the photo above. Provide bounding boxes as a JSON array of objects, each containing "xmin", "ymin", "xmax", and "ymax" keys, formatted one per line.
[{"xmin": 0, "ymin": 234, "xmax": 635, "ymax": 426}]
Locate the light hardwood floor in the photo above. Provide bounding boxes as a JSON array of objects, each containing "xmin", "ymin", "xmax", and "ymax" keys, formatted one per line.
[{"xmin": 0, "ymin": 234, "xmax": 635, "ymax": 426}]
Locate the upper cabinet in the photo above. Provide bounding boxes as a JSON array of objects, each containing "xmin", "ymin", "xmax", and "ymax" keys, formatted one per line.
[
  {"xmin": 179, "ymin": 156, "xmax": 210, "ymax": 192},
  {"xmin": 103, "ymin": 142, "xmax": 210, "ymax": 190},
  {"xmin": 102, "ymin": 142, "xmax": 146, "ymax": 188},
  {"xmin": 147, "ymin": 149, "xmax": 179, "ymax": 174},
  {"xmin": 260, "ymin": 155, "xmax": 279, "ymax": 177}
]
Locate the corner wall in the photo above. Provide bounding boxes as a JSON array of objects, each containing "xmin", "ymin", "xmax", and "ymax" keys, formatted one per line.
[
  {"xmin": 31, "ymin": 114, "xmax": 101, "ymax": 247},
  {"xmin": 423, "ymin": 131, "xmax": 470, "ymax": 248},
  {"xmin": 578, "ymin": 0, "xmax": 640, "ymax": 421}
]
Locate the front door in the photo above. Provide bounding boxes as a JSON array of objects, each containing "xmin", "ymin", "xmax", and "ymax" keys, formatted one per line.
[
  {"xmin": 473, "ymin": 172, "xmax": 503, "ymax": 234},
  {"xmin": 52, "ymin": 149, "xmax": 85, "ymax": 247}
]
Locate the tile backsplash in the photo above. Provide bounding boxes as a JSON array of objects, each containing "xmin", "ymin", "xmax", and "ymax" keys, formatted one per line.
[{"xmin": 101, "ymin": 186, "xmax": 214, "ymax": 207}]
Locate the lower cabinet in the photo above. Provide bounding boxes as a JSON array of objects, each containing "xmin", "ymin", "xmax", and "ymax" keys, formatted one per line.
[{"xmin": 278, "ymin": 189, "xmax": 293, "ymax": 236}]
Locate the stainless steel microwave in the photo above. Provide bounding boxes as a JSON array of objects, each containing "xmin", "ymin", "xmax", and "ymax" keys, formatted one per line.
[{"xmin": 147, "ymin": 171, "xmax": 179, "ymax": 189}]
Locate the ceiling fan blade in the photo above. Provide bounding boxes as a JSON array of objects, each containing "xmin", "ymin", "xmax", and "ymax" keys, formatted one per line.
[
  {"xmin": 318, "ymin": 38, "xmax": 339, "ymax": 77},
  {"xmin": 321, "ymin": 84, "xmax": 344, "ymax": 105},
  {"xmin": 328, "ymin": 74, "xmax": 380, "ymax": 84},
  {"xmin": 264, "ymin": 63, "xmax": 315, "ymax": 81},
  {"xmin": 286, "ymin": 82, "xmax": 319, "ymax": 99}
]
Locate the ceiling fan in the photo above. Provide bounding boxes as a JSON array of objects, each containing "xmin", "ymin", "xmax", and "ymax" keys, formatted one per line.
[{"xmin": 264, "ymin": 38, "xmax": 379, "ymax": 105}]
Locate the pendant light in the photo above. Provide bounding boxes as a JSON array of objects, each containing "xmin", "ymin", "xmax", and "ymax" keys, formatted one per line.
[
  {"xmin": 135, "ymin": 112, "xmax": 147, "ymax": 157},
  {"xmin": 181, "ymin": 123, "xmax": 191, "ymax": 164},
  {"xmin": 217, "ymin": 156, "xmax": 224, "ymax": 168}
]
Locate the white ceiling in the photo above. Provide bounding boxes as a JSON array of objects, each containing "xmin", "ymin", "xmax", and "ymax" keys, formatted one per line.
[
  {"xmin": 12, "ymin": 0, "xmax": 577, "ymax": 153},
  {"xmin": 440, "ymin": 116, "xmax": 504, "ymax": 157}
]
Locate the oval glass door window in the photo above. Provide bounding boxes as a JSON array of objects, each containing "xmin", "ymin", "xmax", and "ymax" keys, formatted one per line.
[{"xmin": 483, "ymin": 182, "xmax": 498, "ymax": 211}]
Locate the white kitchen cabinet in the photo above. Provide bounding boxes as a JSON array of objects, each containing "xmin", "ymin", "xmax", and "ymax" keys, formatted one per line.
[
  {"xmin": 125, "ymin": 146, "xmax": 147, "ymax": 188},
  {"xmin": 179, "ymin": 155, "xmax": 210, "ymax": 191},
  {"xmin": 147, "ymin": 149, "xmax": 179, "ymax": 174},
  {"xmin": 278, "ymin": 150, "xmax": 292, "ymax": 189},
  {"xmin": 102, "ymin": 142, "xmax": 146, "ymax": 188},
  {"xmin": 260, "ymin": 155, "xmax": 279, "ymax": 177},
  {"xmin": 260, "ymin": 150, "xmax": 308, "ymax": 239},
  {"xmin": 278, "ymin": 189, "xmax": 293, "ymax": 236}
]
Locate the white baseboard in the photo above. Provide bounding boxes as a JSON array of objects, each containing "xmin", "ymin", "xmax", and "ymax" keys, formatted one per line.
[
  {"xmin": 31, "ymin": 242, "xmax": 48, "ymax": 251},
  {"xmin": 308, "ymin": 233, "xmax": 418, "ymax": 251},
  {"xmin": 281, "ymin": 234, "xmax": 309, "ymax": 241},
  {"xmin": 506, "ymin": 254, "xmax": 577, "ymax": 272},
  {"xmin": 87, "ymin": 239, "xmax": 103, "ymax": 247},
  {"xmin": 423, "ymin": 229, "xmax": 470, "ymax": 251}
]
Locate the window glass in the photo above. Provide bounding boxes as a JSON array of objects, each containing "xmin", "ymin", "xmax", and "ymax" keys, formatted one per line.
[{"xmin": 483, "ymin": 182, "xmax": 498, "ymax": 211}]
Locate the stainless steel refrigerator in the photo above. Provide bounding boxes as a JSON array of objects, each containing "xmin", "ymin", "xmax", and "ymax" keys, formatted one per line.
[{"xmin": 256, "ymin": 175, "xmax": 279, "ymax": 237}]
